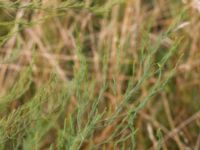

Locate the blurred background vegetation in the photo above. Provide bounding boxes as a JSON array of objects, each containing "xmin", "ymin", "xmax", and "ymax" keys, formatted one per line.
[{"xmin": 0, "ymin": 0, "xmax": 200, "ymax": 149}]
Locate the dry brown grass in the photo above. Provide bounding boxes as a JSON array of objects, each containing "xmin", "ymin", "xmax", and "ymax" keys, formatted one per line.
[{"xmin": 0, "ymin": 0, "xmax": 200, "ymax": 149}]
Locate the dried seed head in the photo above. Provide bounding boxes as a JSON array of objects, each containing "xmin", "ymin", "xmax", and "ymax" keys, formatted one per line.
[
  {"xmin": 192, "ymin": 0, "xmax": 200, "ymax": 12},
  {"xmin": 182, "ymin": 0, "xmax": 200, "ymax": 12}
]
